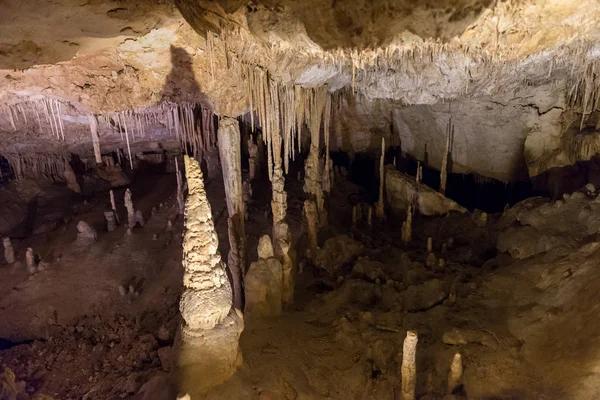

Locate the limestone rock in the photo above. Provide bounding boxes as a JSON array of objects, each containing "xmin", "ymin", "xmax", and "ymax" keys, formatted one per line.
[
  {"xmin": 76, "ymin": 220, "xmax": 97, "ymax": 241},
  {"xmin": 385, "ymin": 167, "xmax": 466, "ymax": 216},
  {"xmin": 257, "ymin": 235, "xmax": 274, "ymax": 259},
  {"xmin": 313, "ymin": 234, "xmax": 364, "ymax": 275},
  {"xmin": 351, "ymin": 258, "xmax": 385, "ymax": 282},
  {"xmin": 442, "ymin": 328, "xmax": 496, "ymax": 347},
  {"xmin": 403, "ymin": 279, "xmax": 448, "ymax": 312},
  {"xmin": 245, "ymin": 257, "xmax": 283, "ymax": 319}
]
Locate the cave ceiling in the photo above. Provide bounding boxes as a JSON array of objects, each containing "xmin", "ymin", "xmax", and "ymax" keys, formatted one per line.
[{"xmin": 0, "ymin": 0, "xmax": 599, "ymax": 181}]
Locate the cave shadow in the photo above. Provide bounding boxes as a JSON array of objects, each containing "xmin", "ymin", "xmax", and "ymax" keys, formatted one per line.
[{"xmin": 160, "ymin": 45, "xmax": 204, "ymax": 104}]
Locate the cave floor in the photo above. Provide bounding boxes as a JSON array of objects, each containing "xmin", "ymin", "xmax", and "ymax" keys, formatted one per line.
[{"xmin": 0, "ymin": 173, "xmax": 597, "ymax": 400}]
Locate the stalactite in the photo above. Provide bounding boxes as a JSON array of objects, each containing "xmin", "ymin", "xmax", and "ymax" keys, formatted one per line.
[
  {"xmin": 89, "ymin": 114, "xmax": 101, "ymax": 164},
  {"xmin": 218, "ymin": 117, "xmax": 247, "ymax": 311},
  {"xmin": 120, "ymin": 112, "xmax": 134, "ymax": 170},
  {"xmin": 440, "ymin": 118, "xmax": 453, "ymax": 195}
]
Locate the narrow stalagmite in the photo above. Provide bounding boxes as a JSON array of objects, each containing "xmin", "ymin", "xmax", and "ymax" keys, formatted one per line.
[
  {"xmin": 175, "ymin": 156, "xmax": 185, "ymax": 216},
  {"xmin": 3, "ymin": 238, "xmax": 14, "ymax": 264},
  {"xmin": 367, "ymin": 206, "xmax": 373, "ymax": 228},
  {"xmin": 401, "ymin": 330, "xmax": 418, "ymax": 400},
  {"xmin": 105, "ymin": 211, "xmax": 116, "ymax": 232},
  {"xmin": 304, "ymin": 200, "xmax": 318, "ymax": 257},
  {"xmin": 401, "ymin": 203, "xmax": 413, "ymax": 244},
  {"xmin": 25, "ymin": 248, "xmax": 36, "ymax": 274},
  {"xmin": 89, "ymin": 114, "xmax": 101, "ymax": 164},
  {"xmin": 427, "ymin": 237, "xmax": 433, "ymax": 253},
  {"xmin": 447, "ymin": 352, "xmax": 463, "ymax": 394},
  {"xmin": 376, "ymin": 137, "xmax": 385, "ymax": 218},
  {"xmin": 247, "ymin": 135, "xmax": 259, "ymax": 180},
  {"xmin": 176, "ymin": 155, "xmax": 243, "ymax": 395},
  {"xmin": 109, "ymin": 190, "xmax": 119, "ymax": 224},
  {"xmin": 218, "ymin": 116, "xmax": 247, "ymax": 310},
  {"xmin": 124, "ymin": 189, "xmax": 135, "ymax": 229}
]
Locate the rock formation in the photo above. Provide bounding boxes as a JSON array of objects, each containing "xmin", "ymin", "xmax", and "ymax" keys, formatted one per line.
[
  {"xmin": 218, "ymin": 116, "xmax": 246, "ymax": 310},
  {"xmin": 76, "ymin": 221, "xmax": 97, "ymax": 242},
  {"xmin": 448, "ymin": 352, "xmax": 463, "ymax": 394},
  {"xmin": 247, "ymin": 135, "xmax": 259, "ymax": 181},
  {"xmin": 176, "ymin": 155, "xmax": 243, "ymax": 395},
  {"xmin": 244, "ymin": 235, "xmax": 284, "ymax": 319},
  {"xmin": 62, "ymin": 158, "xmax": 80, "ymax": 193},
  {"xmin": 376, "ymin": 137, "xmax": 385, "ymax": 218},
  {"xmin": 304, "ymin": 200, "xmax": 318, "ymax": 257},
  {"xmin": 2, "ymin": 238, "xmax": 14, "ymax": 264},
  {"xmin": 386, "ymin": 167, "xmax": 466, "ymax": 216},
  {"xmin": 25, "ymin": 248, "xmax": 36, "ymax": 274},
  {"xmin": 104, "ymin": 211, "xmax": 116, "ymax": 232},
  {"xmin": 401, "ymin": 330, "xmax": 418, "ymax": 400},
  {"xmin": 124, "ymin": 189, "xmax": 135, "ymax": 229},
  {"xmin": 109, "ymin": 190, "xmax": 119, "ymax": 224},
  {"xmin": 175, "ymin": 156, "xmax": 185, "ymax": 216}
]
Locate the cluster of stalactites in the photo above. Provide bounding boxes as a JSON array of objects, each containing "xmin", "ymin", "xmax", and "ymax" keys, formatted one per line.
[
  {"xmin": 4, "ymin": 153, "xmax": 89, "ymax": 181},
  {"xmin": 567, "ymin": 57, "xmax": 600, "ymax": 130},
  {"xmin": 2, "ymin": 98, "xmax": 67, "ymax": 139},
  {"xmin": 242, "ymin": 64, "xmax": 333, "ymax": 180},
  {"xmin": 96, "ymin": 102, "xmax": 216, "ymax": 169}
]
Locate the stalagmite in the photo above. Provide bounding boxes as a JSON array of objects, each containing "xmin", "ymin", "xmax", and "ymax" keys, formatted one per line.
[
  {"xmin": 278, "ymin": 227, "xmax": 296, "ymax": 310},
  {"xmin": 242, "ymin": 180, "xmax": 252, "ymax": 221},
  {"xmin": 401, "ymin": 203, "xmax": 413, "ymax": 244},
  {"xmin": 247, "ymin": 135, "xmax": 259, "ymax": 180},
  {"xmin": 77, "ymin": 221, "xmax": 97, "ymax": 241},
  {"xmin": 175, "ymin": 157, "xmax": 185, "ymax": 216},
  {"xmin": 3, "ymin": 238, "xmax": 14, "ymax": 264},
  {"xmin": 244, "ymin": 235, "xmax": 284, "ymax": 318},
  {"xmin": 105, "ymin": 211, "xmax": 116, "ymax": 232},
  {"xmin": 63, "ymin": 158, "xmax": 81, "ymax": 193},
  {"xmin": 218, "ymin": 117, "xmax": 247, "ymax": 310},
  {"xmin": 427, "ymin": 237, "xmax": 433, "ymax": 253},
  {"xmin": 367, "ymin": 206, "xmax": 373, "ymax": 228},
  {"xmin": 109, "ymin": 190, "xmax": 119, "ymax": 224},
  {"xmin": 376, "ymin": 137, "xmax": 385, "ymax": 218},
  {"xmin": 447, "ymin": 352, "xmax": 463, "ymax": 394},
  {"xmin": 304, "ymin": 200, "xmax": 318, "ymax": 257},
  {"xmin": 401, "ymin": 330, "xmax": 418, "ymax": 400},
  {"xmin": 89, "ymin": 114, "xmax": 101, "ymax": 164},
  {"xmin": 176, "ymin": 155, "xmax": 243, "ymax": 395},
  {"xmin": 25, "ymin": 248, "xmax": 36, "ymax": 274},
  {"xmin": 124, "ymin": 189, "xmax": 135, "ymax": 229}
]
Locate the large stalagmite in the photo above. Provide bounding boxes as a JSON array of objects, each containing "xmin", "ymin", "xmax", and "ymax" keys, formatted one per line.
[
  {"xmin": 175, "ymin": 155, "xmax": 243, "ymax": 395},
  {"xmin": 218, "ymin": 116, "xmax": 246, "ymax": 310}
]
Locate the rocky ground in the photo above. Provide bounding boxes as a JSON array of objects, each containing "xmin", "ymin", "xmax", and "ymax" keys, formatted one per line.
[{"xmin": 1, "ymin": 170, "xmax": 599, "ymax": 399}]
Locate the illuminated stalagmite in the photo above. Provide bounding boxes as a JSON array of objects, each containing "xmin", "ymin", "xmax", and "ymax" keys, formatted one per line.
[
  {"xmin": 3, "ymin": 238, "xmax": 14, "ymax": 264},
  {"xmin": 218, "ymin": 116, "xmax": 246, "ymax": 310},
  {"xmin": 176, "ymin": 155, "xmax": 243, "ymax": 395},
  {"xmin": 63, "ymin": 158, "xmax": 81, "ymax": 193}
]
